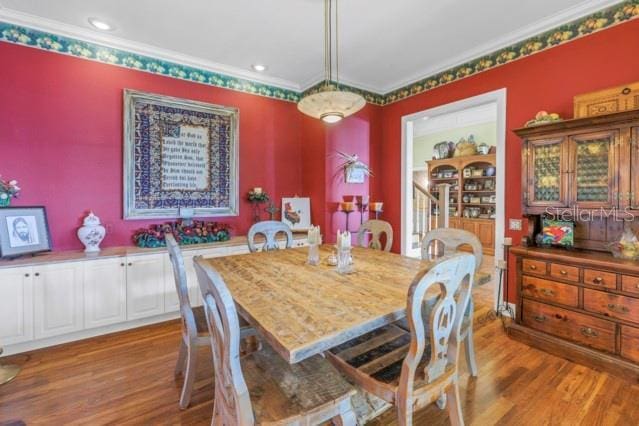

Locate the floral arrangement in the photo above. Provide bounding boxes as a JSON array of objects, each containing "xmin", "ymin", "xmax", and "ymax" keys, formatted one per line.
[
  {"xmin": 0, "ymin": 176, "xmax": 21, "ymax": 206},
  {"xmin": 609, "ymin": 227, "xmax": 639, "ymax": 260},
  {"xmin": 132, "ymin": 220, "xmax": 231, "ymax": 248},
  {"xmin": 247, "ymin": 188, "xmax": 269, "ymax": 203}
]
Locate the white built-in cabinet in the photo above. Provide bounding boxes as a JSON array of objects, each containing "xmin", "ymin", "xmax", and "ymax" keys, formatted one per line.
[
  {"xmin": 0, "ymin": 237, "xmax": 306, "ymax": 355},
  {"xmin": 84, "ymin": 257, "xmax": 127, "ymax": 329},
  {"xmin": 34, "ymin": 262, "xmax": 84, "ymax": 339},
  {"xmin": 0, "ymin": 266, "xmax": 33, "ymax": 345}
]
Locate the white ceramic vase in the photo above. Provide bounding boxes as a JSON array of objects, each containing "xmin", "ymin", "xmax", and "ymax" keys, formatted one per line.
[{"xmin": 77, "ymin": 212, "xmax": 106, "ymax": 253}]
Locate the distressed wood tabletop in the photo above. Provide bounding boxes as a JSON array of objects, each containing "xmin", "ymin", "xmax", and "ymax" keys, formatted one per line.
[{"xmin": 203, "ymin": 245, "xmax": 490, "ymax": 364}]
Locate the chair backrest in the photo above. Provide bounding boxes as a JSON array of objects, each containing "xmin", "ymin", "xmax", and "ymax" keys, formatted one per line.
[
  {"xmin": 166, "ymin": 234, "xmax": 197, "ymax": 336},
  {"xmin": 194, "ymin": 256, "xmax": 255, "ymax": 425},
  {"xmin": 420, "ymin": 228, "xmax": 483, "ymax": 273},
  {"xmin": 357, "ymin": 219, "xmax": 393, "ymax": 252},
  {"xmin": 247, "ymin": 220, "xmax": 293, "ymax": 253},
  {"xmin": 398, "ymin": 253, "xmax": 475, "ymax": 404}
]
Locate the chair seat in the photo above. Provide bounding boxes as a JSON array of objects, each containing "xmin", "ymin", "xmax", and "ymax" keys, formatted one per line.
[{"xmin": 241, "ymin": 343, "xmax": 356, "ymax": 425}]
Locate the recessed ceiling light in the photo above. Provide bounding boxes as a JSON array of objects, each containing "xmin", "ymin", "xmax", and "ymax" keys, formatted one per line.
[
  {"xmin": 422, "ymin": 116, "xmax": 430, "ymax": 121},
  {"xmin": 88, "ymin": 18, "xmax": 114, "ymax": 31},
  {"xmin": 251, "ymin": 64, "xmax": 267, "ymax": 72}
]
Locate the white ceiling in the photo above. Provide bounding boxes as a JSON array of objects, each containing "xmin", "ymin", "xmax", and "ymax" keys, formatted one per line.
[{"xmin": 0, "ymin": 0, "xmax": 622, "ymax": 93}]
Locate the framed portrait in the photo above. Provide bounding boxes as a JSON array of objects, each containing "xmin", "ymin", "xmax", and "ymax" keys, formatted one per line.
[
  {"xmin": 0, "ymin": 206, "xmax": 52, "ymax": 258},
  {"xmin": 281, "ymin": 197, "xmax": 311, "ymax": 231},
  {"xmin": 345, "ymin": 166, "xmax": 366, "ymax": 184},
  {"xmin": 123, "ymin": 89, "xmax": 239, "ymax": 219}
]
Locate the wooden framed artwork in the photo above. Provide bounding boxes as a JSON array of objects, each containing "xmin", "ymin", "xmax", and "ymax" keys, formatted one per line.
[
  {"xmin": 123, "ymin": 89, "xmax": 239, "ymax": 219},
  {"xmin": 281, "ymin": 197, "xmax": 311, "ymax": 231},
  {"xmin": 0, "ymin": 206, "xmax": 52, "ymax": 258}
]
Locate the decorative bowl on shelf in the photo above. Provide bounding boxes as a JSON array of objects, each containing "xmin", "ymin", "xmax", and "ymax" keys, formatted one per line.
[{"xmin": 609, "ymin": 242, "xmax": 639, "ymax": 260}]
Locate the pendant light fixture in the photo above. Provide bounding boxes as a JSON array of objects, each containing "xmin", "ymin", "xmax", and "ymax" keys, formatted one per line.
[{"xmin": 297, "ymin": 0, "xmax": 365, "ymax": 124}]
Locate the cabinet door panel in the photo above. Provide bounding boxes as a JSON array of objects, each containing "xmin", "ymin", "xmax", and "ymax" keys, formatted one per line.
[
  {"xmin": 127, "ymin": 254, "xmax": 165, "ymax": 320},
  {"xmin": 526, "ymin": 138, "xmax": 568, "ymax": 207},
  {"xmin": 631, "ymin": 127, "xmax": 639, "ymax": 209},
  {"xmin": 569, "ymin": 130, "xmax": 618, "ymax": 208},
  {"xmin": 84, "ymin": 258, "xmax": 127, "ymax": 329},
  {"xmin": 0, "ymin": 267, "xmax": 34, "ymax": 345},
  {"xmin": 34, "ymin": 262, "xmax": 84, "ymax": 339}
]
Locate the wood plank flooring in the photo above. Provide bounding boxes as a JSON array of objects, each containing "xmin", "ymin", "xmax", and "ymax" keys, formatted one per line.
[{"xmin": 2, "ymin": 258, "xmax": 639, "ymax": 425}]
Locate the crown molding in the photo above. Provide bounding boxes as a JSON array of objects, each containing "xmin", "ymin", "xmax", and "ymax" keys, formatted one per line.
[
  {"xmin": 381, "ymin": 0, "xmax": 624, "ymax": 94},
  {"xmin": 0, "ymin": 7, "xmax": 302, "ymax": 92}
]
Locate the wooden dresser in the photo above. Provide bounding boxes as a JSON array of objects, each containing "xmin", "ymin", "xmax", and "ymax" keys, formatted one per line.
[
  {"xmin": 510, "ymin": 246, "xmax": 639, "ymax": 382},
  {"xmin": 509, "ymin": 109, "xmax": 639, "ymax": 382}
]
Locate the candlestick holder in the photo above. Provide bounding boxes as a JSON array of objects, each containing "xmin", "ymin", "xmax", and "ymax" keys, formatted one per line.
[
  {"xmin": 339, "ymin": 201, "xmax": 357, "ymax": 232},
  {"xmin": 307, "ymin": 242, "xmax": 321, "ymax": 266},
  {"xmin": 369, "ymin": 202, "xmax": 384, "ymax": 220},
  {"xmin": 355, "ymin": 196, "xmax": 369, "ymax": 225}
]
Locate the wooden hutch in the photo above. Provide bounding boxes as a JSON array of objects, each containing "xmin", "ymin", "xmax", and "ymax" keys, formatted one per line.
[
  {"xmin": 427, "ymin": 154, "xmax": 496, "ymax": 255},
  {"xmin": 509, "ymin": 109, "xmax": 639, "ymax": 382}
]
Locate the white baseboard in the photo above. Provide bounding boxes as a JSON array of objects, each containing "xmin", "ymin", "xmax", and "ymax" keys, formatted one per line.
[{"xmin": 1, "ymin": 312, "xmax": 180, "ymax": 357}]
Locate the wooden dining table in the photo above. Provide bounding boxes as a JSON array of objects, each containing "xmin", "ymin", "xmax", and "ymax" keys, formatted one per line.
[{"xmin": 203, "ymin": 245, "xmax": 490, "ymax": 364}]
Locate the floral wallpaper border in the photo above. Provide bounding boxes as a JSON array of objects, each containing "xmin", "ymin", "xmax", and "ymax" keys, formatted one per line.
[
  {"xmin": 0, "ymin": 0, "xmax": 637, "ymax": 107},
  {"xmin": 382, "ymin": 1, "xmax": 639, "ymax": 105},
  {"xmin": 0, "ymin": 21, "xmax": 301, "ymax": 103}
]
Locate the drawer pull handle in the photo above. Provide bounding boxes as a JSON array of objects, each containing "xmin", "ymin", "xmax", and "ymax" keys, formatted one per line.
[
  {"xmin": 607, "ymin": 303, "xmax": 629, "ymax": 314},
  {"xmin": 534, "ymin": 315, "xmax": 547, "ymax": 323},
  {"xmin": 580, "ymin": 327, "xmax": 599, "ymax": 338},
  {"xmin": 635, "ymin": 284, "xmax": 639, "ymax": 290},
  {"xmin": 560, "ymin": 270, "xmax": 567, "ymax": 276},
  {"xmin": 529, "ymin": 265, "xmax": 537, "ymax": 270},
  {"xmin": 592, "ymin": 277, "xmax": 604, "ymax": 284},
  {"xmin": 540, "ymin": 288, "xmax": 555, "ymax": 297}
]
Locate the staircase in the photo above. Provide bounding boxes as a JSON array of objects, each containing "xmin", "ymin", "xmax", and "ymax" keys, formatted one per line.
[{"xmin": 412, "ymin": 182, "xmax": 450, "ymax": 250}]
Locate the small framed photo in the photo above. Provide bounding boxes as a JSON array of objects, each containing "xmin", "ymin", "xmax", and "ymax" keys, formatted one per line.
[
  {"xmin": 281, "ymin": 197, "xmax": 311, "ymax": 231},
  {"xmin": 0, "ymin": 206, "xmax": 52, "ymax": 258},
  {"xmin": 345, "ymin": 166, "xmax": 366, "ymax": 184}
]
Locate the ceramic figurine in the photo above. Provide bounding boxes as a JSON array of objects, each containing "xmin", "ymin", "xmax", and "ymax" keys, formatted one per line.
[{"xmin": 77, "ymin": 212, "xmax": 106, "ymax": 254}]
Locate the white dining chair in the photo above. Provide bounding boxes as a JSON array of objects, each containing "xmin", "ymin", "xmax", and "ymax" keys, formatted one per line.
[
  {"xmin": 326, "ymin": 253, "xmax": 476, "ymax": 425},
  {"xmin": 194, "ymin": 257, "xmax": 357, "ymax": 425},
  {"xmin": 357, "ymin": 219, "xmax": 393, "ymax": 252},
  {"xmin": 166, "ymin": 234, "xmax": 255, "ymax": 409},
  {"xmin": 247, "ymin": 220, "xmax": 293, "ymax": 253},
  {"xmin": 420, "ymin": 228, "xmax": 483, "ymax": 377}
]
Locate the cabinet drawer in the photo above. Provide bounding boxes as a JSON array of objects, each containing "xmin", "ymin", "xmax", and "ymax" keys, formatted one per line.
[
  {"xmin": 522, "ymin": 299, "xmax": 615, "ymax": 353},
  {"xmin": 522, "ymin": 259, "xmax": 546, "ymax": 275},
  {"xmin": 621, "ymin": 325, "xmax": 639, "ymax": 363},
  {"xmin": 522, "ymin": 276, "xmax": 578, "ymax": 307},
  {"xmin": 583, "ymin": 289, "xmax": 639, "ymax": 325},
  {"xmin": 583, "ymin": 269, "xmax": 616, "ymax": 289},
  {"xmin": 550, "ymin": 264, "xmax": 580, "ymax": 283},
  {"xmin": 622, "ymin": 275, "xmax": 639, "ymax": 296}
]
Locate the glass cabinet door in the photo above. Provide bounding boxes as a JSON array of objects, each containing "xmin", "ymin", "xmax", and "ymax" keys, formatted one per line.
[
  {"xmin": 569, "ymin": 130, "xmax": 618, "ymax": 209},
  {"xmin": 526, "ymin": 138, "xmax": 567, "ymax": 207},
  {"xmin": 631, "ymin": 127, "xmax": 639, "ymax": 209}
]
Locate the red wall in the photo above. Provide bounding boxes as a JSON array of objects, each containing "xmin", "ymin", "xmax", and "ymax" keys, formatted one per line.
[
  {"xmin": 0, "ymin": 42, "xmax": 303, "ymax": 250},
  {"xmin": 380, "ymin": 19, "xmax": 639, "ymax": 300}
]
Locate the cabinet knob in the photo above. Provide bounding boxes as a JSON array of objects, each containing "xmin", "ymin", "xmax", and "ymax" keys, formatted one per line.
[
  {"xmin": 120, "ymin": 262, "xmax": 125, "ymax": 267},
  {"xmin": 560, "ymin": 270, "xmax": 567, "ymax": 276},
  {"xmin": 128, "ymin": 262, "xmax": 132, "ymax": 266},
  {"xmin": 607, "ymin": 303, "xmax": 629, "ymax": 314},
  {"xmin": 529, "ymin": 265, "xmax": 537, "ymax": 270},
  {"xmin": 580, "ymin": 327, "xmax": 598, "ymax": 338},
  {"xmin": 24, "ymin": 273, "xmax": 30, "ymax": 277},
  {"xmin": 540, "ymin": 288, "xmax": 555, "ymax": 297},
  {"xmin": 35, "ymin": 272, "xmax": 40, "ymax": 277},
  {"xmin": 534, "ymin": 315, "xmax": 546, "ymax": 323},
  {"xmin": 592, "ymin": 277, "xmax": 603, "ymax": 284}
]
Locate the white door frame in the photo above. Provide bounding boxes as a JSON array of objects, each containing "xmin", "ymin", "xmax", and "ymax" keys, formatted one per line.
[{"xmin": 400, "ymin": 88, "xmax": 507, "ymax": 309}]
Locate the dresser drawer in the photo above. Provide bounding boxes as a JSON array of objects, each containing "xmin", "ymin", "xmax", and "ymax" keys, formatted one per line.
[
  {"xmin": 622, "ymin": 275, "xmax": 639, "ymax": 296},
  {"xmin": 583, "ymin": 289, "xmax": 639, "ymax": 324},
  {"xmin": 522, "ymin": 259, "xmax": 547, "ymax": 275},
  {"xmin": 621, "ymin": 325, "xmax": 639, "ymax": 363},
  {"xmin": 583, "ymin": 269, "xmax": 616, "ymax": 289},
  {"xmin": 522, "ymin": 276, "xmax": 578, "ymax": 307},
  {"xmin": 550, "ymin": 263, "xmax": 579, "ymax": 283},
  {"xmin": 522, "ymin": 299, "xmax": 615, "ymax": 353}
]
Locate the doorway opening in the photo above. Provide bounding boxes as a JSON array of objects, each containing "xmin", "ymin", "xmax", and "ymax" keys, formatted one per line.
[{"xmin": 400, "ymin": 89, "xmax": 507, "ymax": 310}]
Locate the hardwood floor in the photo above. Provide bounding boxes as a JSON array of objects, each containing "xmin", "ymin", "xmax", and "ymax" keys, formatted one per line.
[{"xmin": 2, "ymin": 258, "xmax": 639, "ymax": 425}]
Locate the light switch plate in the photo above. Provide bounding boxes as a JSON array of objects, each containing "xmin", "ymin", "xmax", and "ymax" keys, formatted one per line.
[{"xmin": 509, "ymin": 219, "xmax": 522, "ymax": 231}]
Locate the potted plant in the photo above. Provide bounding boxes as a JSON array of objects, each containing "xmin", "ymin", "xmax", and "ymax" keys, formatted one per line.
[{"xmin": 0, "ymin": 177, "xmax": 20, "ymax": 207}]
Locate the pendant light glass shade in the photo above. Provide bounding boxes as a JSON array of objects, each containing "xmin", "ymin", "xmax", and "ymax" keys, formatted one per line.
[
  {"xmin": 298, "ymin": 88, "xmax": 366, "ymax": 123},
  {"xmin": 297, "ymin": 0, "xmax": 365, "ymax": 123}
]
